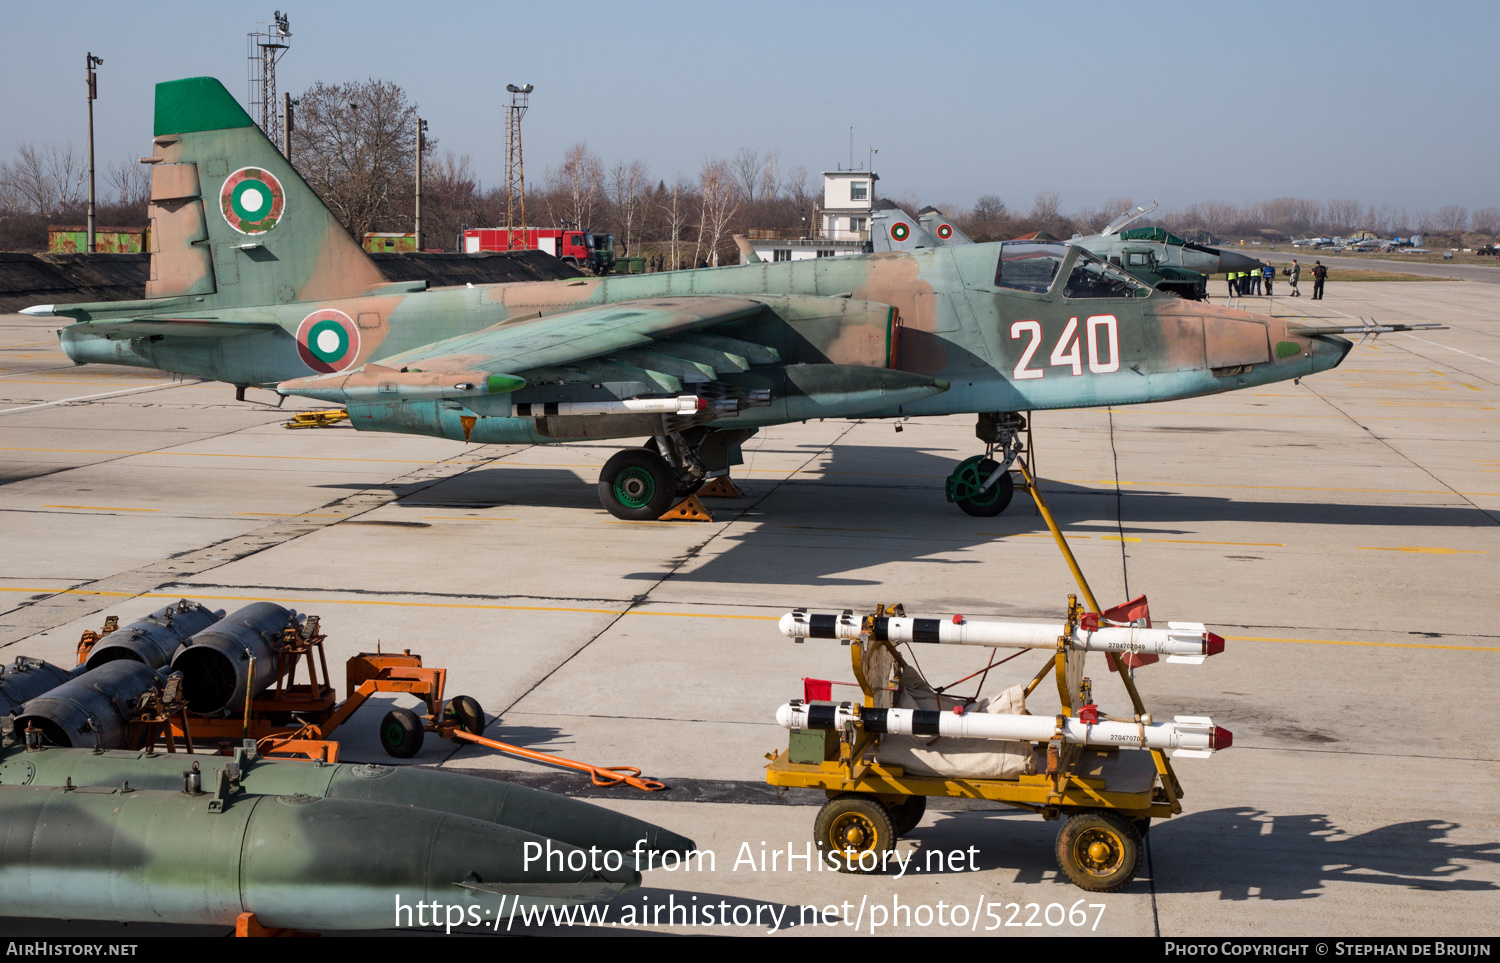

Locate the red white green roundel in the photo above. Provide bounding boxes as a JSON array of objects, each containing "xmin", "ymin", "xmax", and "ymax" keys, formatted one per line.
[
  {"xmin": 890, "ymin": 222, "xmax": 911, "ymax": 241},
  {"xmin": 221, "ymin": 167, "xmax": 286, "ymax": 234},
  {"xmin": 296, "ymin": 310, "xmax": 360, "ymax": 373},
  {"xmin": 937, "ymin": 224, "xmax": 953, "ymax": 239}
]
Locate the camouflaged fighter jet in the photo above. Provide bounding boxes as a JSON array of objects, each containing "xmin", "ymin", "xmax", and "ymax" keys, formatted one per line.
[{"xmin": 26, "ymin": 78, "xmax": 1436, "ymax": 520}]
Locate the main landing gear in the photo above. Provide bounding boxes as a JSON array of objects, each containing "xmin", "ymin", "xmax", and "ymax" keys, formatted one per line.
[
  {"xmin": 597, "ymin": 427, "xmax": 756, "ymax": 520},
  {"xmin": 945, "ymin": 411, "xmax": 1026, "ymax": 517}
]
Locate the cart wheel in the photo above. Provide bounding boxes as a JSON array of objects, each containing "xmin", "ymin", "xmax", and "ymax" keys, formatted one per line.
[
  {"xmin": 380, "ymin": 708, "xmax": 425, "ymax": 758},
  {"xmin": 814, "ymin": 795, "xmax": 895, "ymax": 874},
  {"xmin": 888, "ymin": 795, "xmax": 928, "ymax": 836},
  {"xmin": 1055, "ymin": 810, "xmax": 1142, "ymax": 892},
  {"xmin": 445, "ymin": 695, "xmax": 486, "ymax": 736}
]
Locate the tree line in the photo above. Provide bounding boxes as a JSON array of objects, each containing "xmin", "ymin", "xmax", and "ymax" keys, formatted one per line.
[{"xmin": 3, "ymin": 77, "xmax": 1495, "ymax": 254}]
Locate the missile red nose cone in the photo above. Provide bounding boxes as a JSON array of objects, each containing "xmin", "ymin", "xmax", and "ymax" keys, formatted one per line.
[
  {"xmin": 1211, "ymin": 726, "xmax": 1233, "ymax": 750},
  {"xmin": 1205, "ymin": 633, "xmax": 1225, "ymax": 656}
]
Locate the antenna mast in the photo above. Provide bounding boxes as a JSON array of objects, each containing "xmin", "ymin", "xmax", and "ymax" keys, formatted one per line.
[
  {"xmin": 504, "ymin": 84, "xmax": 533, "ymax": 249},
  {"xmin": 248, "ymin": 11, "xmax": 292, "ymax": 145}
]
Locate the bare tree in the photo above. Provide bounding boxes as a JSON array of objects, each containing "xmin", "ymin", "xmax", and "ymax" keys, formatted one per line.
[
  {"xmin": 106, "ymin": 157, "xmax": 151, "ymax": 208},
  {"xmin": 1436, "ymin": 205, "xmax": 1469, "ymax": 232},
  {"xmin": 291, "ymin": 79, "xmax": 429, "ymax": 240},
  {"xmin": 657, "ymin": 175, "xmax": 693, "ymax": 268},
  {"xmin": 697, "ymin": 157, "xmax": 742, "ymax": 266},
  {"xmin": 607, "ymin": 159, "xmax": 649, "ymax": 255},
  {"xmin": 784, "ymin": 165, "xmax": 813, "ymax": 211},
  {"xmin": 423, "ymin": 151, "xmax": 479, "ymax": 250},
  {"xmin": 1471, "ymin": 207, "xmax": 1500, "ymax": 236},
  {"xmin": 731, "ymin": 148, "xmax": 767, "ymax": 205},
  {"xmin": 544, "ymin": 142, "xmax": 604, "ymax": 231},
  {"xmin": 3, "ymin": 143, "xmax": 87, "ymax": 214}
]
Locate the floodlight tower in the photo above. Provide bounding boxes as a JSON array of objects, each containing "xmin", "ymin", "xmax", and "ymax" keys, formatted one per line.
[
  {"xmin": 247, "ymin": 11, "xmax": 292, "ymax": 145},
  {"xmin": 504, "ymin": 84, "xmax": 533, "ymax": 249}
]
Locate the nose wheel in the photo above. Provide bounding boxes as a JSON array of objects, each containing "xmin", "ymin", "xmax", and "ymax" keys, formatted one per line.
[
  {"xmin": 946, "ymin": 412, "xmax": 1026, "ymax": 516},
  {"xmin": 946, "ymin": 456, "xmax": 1015, "ymax": 516}
]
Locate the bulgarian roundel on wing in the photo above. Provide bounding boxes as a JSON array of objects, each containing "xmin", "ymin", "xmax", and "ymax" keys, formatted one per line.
[
  {"xmin": 890, "ymin": 222, "xmax": 910, "ymax": 242},
  {"xmin": 220, "ymin": 167, "xmax": 286, "ymax": 234},
  {"xmin": 937, "ymin": 224, "xmax": 953, "ymax": 239},
  {"xmin": 296, "ymin": 309, "xmax": 361, "ymax": 373}
]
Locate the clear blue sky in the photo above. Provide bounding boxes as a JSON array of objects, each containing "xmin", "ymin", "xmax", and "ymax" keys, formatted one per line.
[{"xmin": 4, "ymin": 0, "xmax": 1496, "ymax": 214}]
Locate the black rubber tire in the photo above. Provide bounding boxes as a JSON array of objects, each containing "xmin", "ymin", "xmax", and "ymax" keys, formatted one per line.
[
  {"xmin": 1055, "ymin": 809, "xmax": 1143, "ymax": 892},
  {"xmin": 599, "ymin": 448, "xmax": 676, "ymax": 520},
  {"xmin": 445, "ymin": 695, "xmax": 486, "ymax": 736},
  {"xmin": 956, "ymin": 460, "xmax": 1015, "ymax": 517},
  {"xmin": 380, "ymin": 707, "xmax": 425, "ymax": 759},
  {"xmin": 888, "ymin": 794, "xmax": 928, "ymax": 836},
  {"xmin": 814, "ymin": 794, "xmax": 896, "ymax": 874}
]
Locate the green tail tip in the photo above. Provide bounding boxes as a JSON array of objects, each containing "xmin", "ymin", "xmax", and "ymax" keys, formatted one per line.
[{"xmin": 155, "ymin": 77, "xmax": 256, "ymax": 136}]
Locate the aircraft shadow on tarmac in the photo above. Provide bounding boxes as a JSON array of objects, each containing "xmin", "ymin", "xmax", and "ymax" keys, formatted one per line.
[
  {"xmin": 913, "ymin": 807, "xmax": 1500, "ymax": 898},
  {"xmin": 310, "ymin": 441, "xmax": 1493, "ymax": 592},
  {"xmin": 1149, "ymin": 808, "xmax": 1500, "ymax": 900}
]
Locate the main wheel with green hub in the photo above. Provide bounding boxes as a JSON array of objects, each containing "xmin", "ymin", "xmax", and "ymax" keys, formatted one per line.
[
  {"xmin": 599, "ymin": 448, "xmax": 675, "ymax": 520},
  {"xmin": 814, "ymin": 794, "xmax": 896, "ymax": 874},
  {"xmin": 1055, "ymin": 809, "xmax": 1143, "ymax": 892},
  {"xmin": 946, "ymin": 455, "xmax": 1015, "ymax": 517}
]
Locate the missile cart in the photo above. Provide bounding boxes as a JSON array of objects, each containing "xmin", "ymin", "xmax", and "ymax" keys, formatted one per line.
[{"xmin": 763, "ymin": 459, "xmax": 1231, "ymax": 892}]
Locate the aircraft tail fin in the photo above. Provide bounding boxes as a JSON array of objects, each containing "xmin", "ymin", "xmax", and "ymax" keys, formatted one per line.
[
  {"xmin": 144, "ymin": 77, "xmax": 382, "ymax": 308},
  {"xmin": 917, "ymin": 206, "xmax": 973, "ymax": 245},
  {"xmin": 869, "ymin": 199, "xmax": 938, "ymax": 252}
]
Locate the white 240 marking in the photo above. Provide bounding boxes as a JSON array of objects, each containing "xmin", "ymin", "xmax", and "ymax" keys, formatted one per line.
[{"xmin": 1011, "ymin": 315, "xmax": 1120, "ymax": 380}]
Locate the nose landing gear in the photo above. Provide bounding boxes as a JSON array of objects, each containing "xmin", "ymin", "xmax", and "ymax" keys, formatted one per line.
[{"xmin": 946, "ymin": 412, "xmax": 1026, "ymax": 517}]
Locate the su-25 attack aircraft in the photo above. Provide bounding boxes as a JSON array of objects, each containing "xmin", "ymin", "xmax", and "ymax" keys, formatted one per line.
[{"xmin": 27, "ymin": 78, "xmax": 1437, "ymax": 520}]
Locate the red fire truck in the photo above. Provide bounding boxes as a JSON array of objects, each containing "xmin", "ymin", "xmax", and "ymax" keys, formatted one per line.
[{"xmin": 462, "ymin": 227, "xmax": 616, "ymax": 275}]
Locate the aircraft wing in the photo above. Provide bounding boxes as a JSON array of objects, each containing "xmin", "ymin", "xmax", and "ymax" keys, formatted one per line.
[
  {"xmin": 276, "ymin": 293, "xmax": 951, "ymax": 419},
  {"xmin": 376, "ymin": 296, "xmax": 768, "ymax": 373},
  {"xmin": 277, "ymin": 295, "xmax": 776, "ymax": 402}
]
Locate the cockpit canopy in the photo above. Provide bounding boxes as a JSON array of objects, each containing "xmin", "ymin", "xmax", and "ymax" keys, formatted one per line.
[{"xmin": 995, "ymin": 242, "xmax": 1151, "ymax": 299}]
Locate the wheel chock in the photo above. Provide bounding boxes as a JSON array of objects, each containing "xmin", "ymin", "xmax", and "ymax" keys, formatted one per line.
[
  {"xmin": 659, "ymin": 494, "xmax": 713, "ymax": 522},
  {"xmin": 699, "ymin": 476, "xmax": 746, "ymax": 498},
  {"xmin": 284, "ymin": 409, "xmax": 349, "ymax": 429}
]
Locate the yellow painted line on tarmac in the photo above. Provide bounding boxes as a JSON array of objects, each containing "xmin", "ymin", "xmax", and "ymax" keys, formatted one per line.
[
  {"xmin": 1230, "ymin": 635, "xmax": 1500, "ymax": 654},
  {"xmin": 1462, "ymin": 384, "xmax": 1482, "ymax": 392},
  {"xmin": 43, "ymin": 504, "xmax": 157, "ymax": 512},
  {"xmin": 1101, "ymin": 535, "xmax": 1142, "ymax": 542},
  {"xmin": 1358, "ymin": 546, "xmax": 1487, "ymax": 555},
  {"xmin": 1147, "ymin": 538, "xmax": 1286, "ymax": 547},
  {"xmin": 233, "ymin": 512, "xmax": 348, "ymax": 518},
  {"xmin": 978, "ymin": 532, "xmax": 1090, "ymax": 538}
]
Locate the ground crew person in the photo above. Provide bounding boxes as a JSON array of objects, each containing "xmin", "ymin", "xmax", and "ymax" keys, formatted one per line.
[
  {"xmin": 1263, "ymin": 264, "xmax": 1275, "ymax": 296},
  {"xmin": 1312, "ymin": 261, "xmax": 1327, "ymax": 300},
  {"xmin": 1288, "ymin": 260, "xmax": 1301, "ymax": 297}
]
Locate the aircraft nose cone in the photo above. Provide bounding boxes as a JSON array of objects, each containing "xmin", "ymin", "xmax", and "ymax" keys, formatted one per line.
[
  {"xmin": 1216, "ymin": 249, "xmax": 1265, "ymax": 275},
  {"xmin": 1314, "ymin": 333, "xmax": 1354, "ymax": 370}
]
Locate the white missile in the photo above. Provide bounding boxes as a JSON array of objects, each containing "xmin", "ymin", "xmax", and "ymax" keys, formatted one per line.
[
  {"xmin": 774, "ymin": 702, "xmax": 1231, "ymax": 758},
  {"xmin": 513, "ymin": 396, "xmax": 709, "ymax": 417},
  {"xmin": 777, "ymin": 610, "xmax": 1224, "ymax": 664}
]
